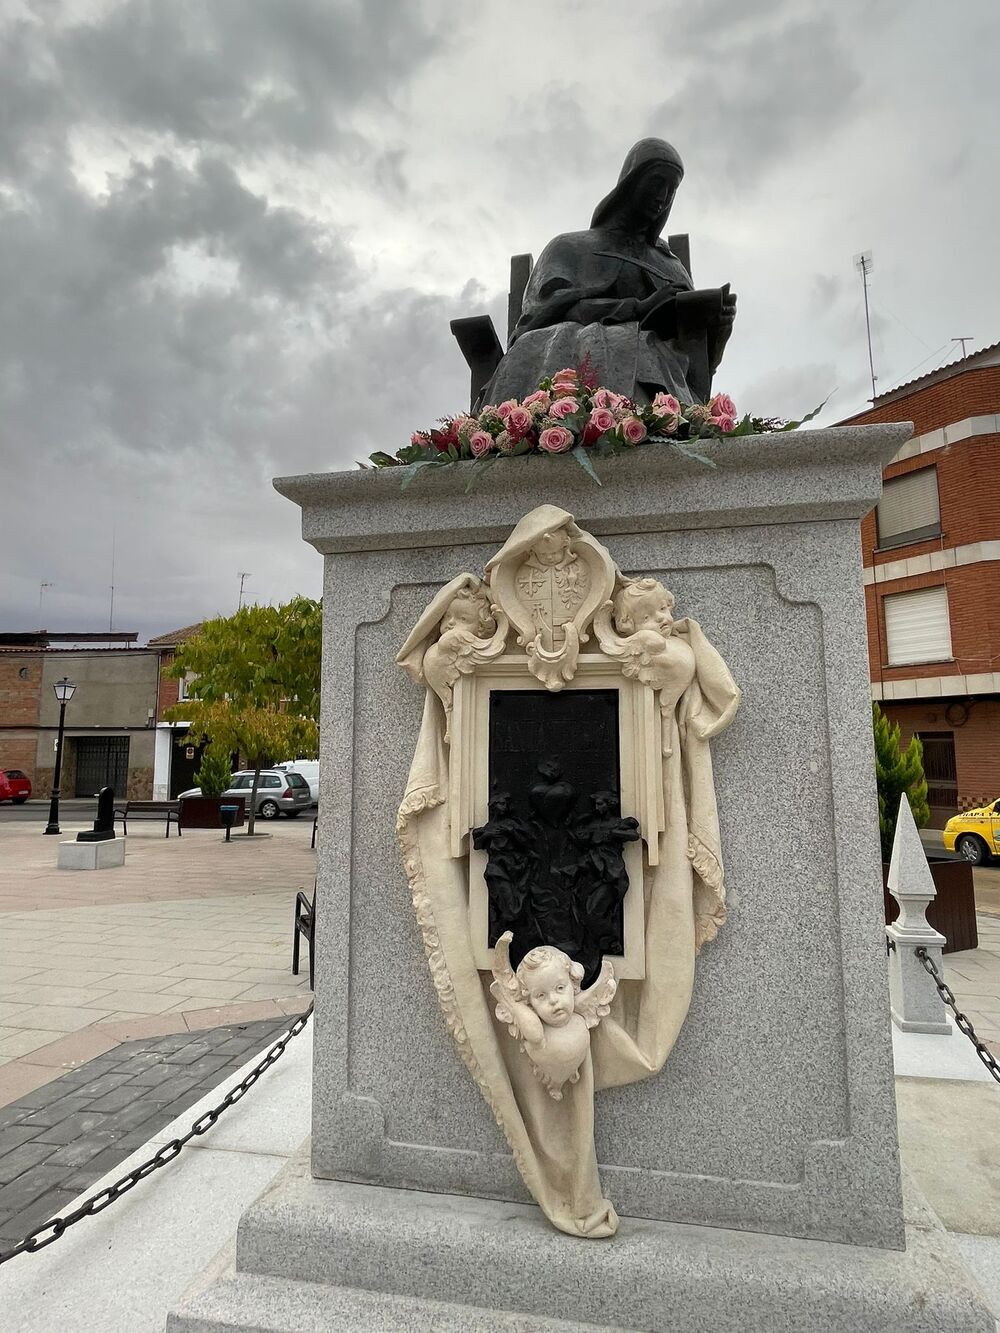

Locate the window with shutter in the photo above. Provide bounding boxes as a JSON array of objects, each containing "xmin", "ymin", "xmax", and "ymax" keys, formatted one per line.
[
  {"xmin": 876, "ymin": 468, "xmax": 940, "ymax": 549},
  {"xmin": 883, "ymin": 586, "xmax": 952, "ymax": 666}
]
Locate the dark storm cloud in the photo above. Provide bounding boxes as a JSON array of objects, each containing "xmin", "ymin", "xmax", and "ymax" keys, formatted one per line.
[
  {"xmin": 0, "ymin": 153, "xmax": 357, "ymax": 459},
  {"xmin": 648, "ymin": 14, "xmax": 862, "ymax": 185},
  {"xmin": 1, "ymin": 0, "xmax": 997, "ymax": 641},
  {"xmin": 53, "ymin": 0, "xmax": 446, "ymax": 154}
]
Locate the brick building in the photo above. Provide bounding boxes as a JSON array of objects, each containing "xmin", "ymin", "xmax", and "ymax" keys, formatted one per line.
[
  {"xmin": 148, "ymin": 623, "xmax": 205, "ymax": 799},
  {"xmin": 840, "ymin": 342, "xmax": 1000, "ymax": 825},
  {"xmin": 0, "ymin": 632, "xmax": 159, "ymax": 799}
]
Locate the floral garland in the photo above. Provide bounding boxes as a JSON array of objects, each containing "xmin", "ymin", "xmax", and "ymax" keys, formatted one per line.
[{"xmin": 367, "ymin": 361, "xmax": 814, "ymax": 488}]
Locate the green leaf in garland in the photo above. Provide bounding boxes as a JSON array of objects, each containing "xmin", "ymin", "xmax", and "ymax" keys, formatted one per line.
[
  {"xmin": 463, "ymin": 454, "xmax": 498, "ymax": 493},
  {"xmin": 570, "ymin": 444, "xmax": 602, "ymax": 485},
  {"xmin": 399, "ymin": 459, "xmax": 440, "ymax": 490},
  {"xmin": 368, "ymin": 451, "xmax": 397, "ymax": 467},
  {"xmin": 511, "ymin": 438, "xmax": 532, "ymax": 456},
  {"xmin": 780, "ymin": 394, "xmax": 832, "ymax": 431},
  {"xmin": 727, "ymin": 415, "xmax": 757, "ymax": 437},
  {"xmin": 671, "ymin": 440, "xmax": 718, "ymax": 468}
]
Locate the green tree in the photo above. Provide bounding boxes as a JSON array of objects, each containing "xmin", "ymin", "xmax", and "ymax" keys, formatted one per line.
[
  {"xmin": 192, "ymin": 743, "xmax": 234, "ymax": 799},
  {"xmin": 872, "ymin": 703, "xmax": 930, "ymax": 861},
  {"xmin": 166, "ymin": 598, "xmax": 321, "ymax": 835}
]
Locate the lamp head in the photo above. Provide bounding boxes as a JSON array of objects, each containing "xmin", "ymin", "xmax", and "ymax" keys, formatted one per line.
[{"xmin": 53, "ymin": 677, "xmax": 76, "ymax": 704}]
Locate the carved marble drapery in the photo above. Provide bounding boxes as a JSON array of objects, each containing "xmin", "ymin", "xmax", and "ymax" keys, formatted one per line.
[{"xmin": 396, "ymin": 504, "xmax": 739, "ymax": 1237}]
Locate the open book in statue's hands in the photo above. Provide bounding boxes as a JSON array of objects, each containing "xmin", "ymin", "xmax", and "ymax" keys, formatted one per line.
[{"xmin": 640, "ymin": 283, "xmax": 734, "ymax": 338}]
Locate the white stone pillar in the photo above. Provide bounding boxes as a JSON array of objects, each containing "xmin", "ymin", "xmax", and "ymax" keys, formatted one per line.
[{"xmin": 886, "ymin": 794, "xmax": 950, "ymax": 1034}]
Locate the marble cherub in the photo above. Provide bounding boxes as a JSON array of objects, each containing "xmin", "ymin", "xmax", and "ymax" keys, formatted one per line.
[
  {"xmin": 490, "ymin": 931, "xmax": 617, "ymax": 1100},
  {"xmin": 395, "ymin": 573, "xmax": 508, "ymax": 738},
  {"xmin": 596, "ymin": 577, "xmax": 697, "ymax": 751}
]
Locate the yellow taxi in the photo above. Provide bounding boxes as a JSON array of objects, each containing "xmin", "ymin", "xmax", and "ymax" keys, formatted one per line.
[{"xmin": 943, "ymin": 800, "xmax": 1000, "ymax": 865}]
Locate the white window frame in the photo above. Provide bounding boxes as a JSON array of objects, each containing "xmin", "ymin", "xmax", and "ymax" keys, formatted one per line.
[
  {"xmin": 876, "ymin": 467, "xmax": 941, "ymax": 551},
  {"xmin": 884, "ymin": 585, "xmax": 953, "ymax": 666}
]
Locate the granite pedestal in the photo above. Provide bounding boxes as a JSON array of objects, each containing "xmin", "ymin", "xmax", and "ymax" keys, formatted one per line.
[
  {"xmin": 57, "ymin": 836, "xmax": 125, "ymax": 870},
  {"xmin": 167, "ymin": 427, "xmax": 994, "ymax": 1330}
]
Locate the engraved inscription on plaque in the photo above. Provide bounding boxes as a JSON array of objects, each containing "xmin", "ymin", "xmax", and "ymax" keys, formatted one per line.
[{"xmin": 477, "ymin": 689, "xmax": 638, "ymax": 985}]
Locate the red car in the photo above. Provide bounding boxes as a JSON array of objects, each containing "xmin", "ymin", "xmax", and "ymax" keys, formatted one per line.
[{"xmin": 0, "ymin": 768, "xmax": 32, "ymax": 804}]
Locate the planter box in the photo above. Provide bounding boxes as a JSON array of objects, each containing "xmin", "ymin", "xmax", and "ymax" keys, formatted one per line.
[
  {"xmin": 883, "ymin": 858, "xmax": 978, "ymax": 954},
  {"xmin": 179, "ymin": 795, "xmax": 247, "ymax": 830}
]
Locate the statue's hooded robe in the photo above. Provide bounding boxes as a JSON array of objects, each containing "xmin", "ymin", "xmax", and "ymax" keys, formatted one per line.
[
  {"xmin": 482, "ymin": 139, "xmax": 702, "ymax": 407},
  {"xmin": 396, "ymin": 507, "xmax": 740, "ymax": 1238}
]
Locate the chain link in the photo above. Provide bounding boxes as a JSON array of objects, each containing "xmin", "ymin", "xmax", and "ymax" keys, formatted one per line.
[
  {"xmin": 914, "ymin": 947, "xmax": 1000, "ymax": 1084},
  {"xmin": 0, "ymin": 1004, "xmax": 313, "ymax": 1268}
]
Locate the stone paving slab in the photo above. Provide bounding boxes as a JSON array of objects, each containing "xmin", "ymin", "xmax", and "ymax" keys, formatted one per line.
[
  {"xmin": 0, "ymin": 1016, "xmax": 298, "ymax": 1253},
  {"xmin": 0, "ymin": 818, "xmax": 315, "ymax": 1106}
]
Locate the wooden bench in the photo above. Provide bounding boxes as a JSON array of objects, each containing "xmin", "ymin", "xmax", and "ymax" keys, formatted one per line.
[{"xmin": 114, "ymin": 800, "xmax": 181, "ymax": 838}]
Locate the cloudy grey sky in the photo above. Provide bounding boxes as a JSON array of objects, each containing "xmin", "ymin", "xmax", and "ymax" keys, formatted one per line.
[{"xmin": 2, "ymin": 0, "xmax": 998, "ymax": 640}]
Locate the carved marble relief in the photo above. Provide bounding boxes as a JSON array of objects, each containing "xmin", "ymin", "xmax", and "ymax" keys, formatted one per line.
[{"xmin": 396, "ymin": 504, "xmax": 740, "ymax": 1238}]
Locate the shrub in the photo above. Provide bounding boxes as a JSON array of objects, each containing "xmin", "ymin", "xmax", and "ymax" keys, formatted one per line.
[
  {"xmin": 193, "ymin": 744, "xmax": 233, "ymax": 799},
  {"xmin": 873, "ymin": 703, "xmax": 930, "ymax": 861}
]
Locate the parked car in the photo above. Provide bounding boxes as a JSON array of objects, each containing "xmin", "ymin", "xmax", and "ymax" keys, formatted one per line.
[
  {"xmin": 0, "ymin": 768, "xmax": 32, "ymax": 804},
  {"xmin": 943, "ymin": 799, "xmax": 1000, "ymax": 865},
  {"xmin": 178, "ymin": 770, "xmax": 313, "ymax": 820},
  {"xmin": 274, "ymin": 759, "xmax": 319, "ymax": 804}
]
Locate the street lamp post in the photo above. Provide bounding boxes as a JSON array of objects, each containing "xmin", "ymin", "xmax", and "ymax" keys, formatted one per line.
[{"xmin": 43, "ymin": 677, "xmax": 76, "ymax": 836}]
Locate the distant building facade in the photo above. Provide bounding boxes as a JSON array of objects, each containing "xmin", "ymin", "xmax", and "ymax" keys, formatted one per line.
[
  {"xmin": 840, "ymin": 342, "xmax": 1000, "ymax": 825},
  {"xmin": 147, "ymin": 623, "xmax": 205, "ymax": 799},
  {"xmin": 0, "ymin": 633, "xmax": 158, "ymax": 799}
]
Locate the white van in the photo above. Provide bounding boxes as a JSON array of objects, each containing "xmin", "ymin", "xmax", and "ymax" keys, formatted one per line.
[{"xmin": 274, "ymin": 760, "xmax": 319, "ymax": 805}]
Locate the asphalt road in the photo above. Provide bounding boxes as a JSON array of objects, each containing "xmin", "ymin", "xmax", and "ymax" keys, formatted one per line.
[{"xmin": 0, "ymin": 798, "xmax": 97, "ymax": 825}]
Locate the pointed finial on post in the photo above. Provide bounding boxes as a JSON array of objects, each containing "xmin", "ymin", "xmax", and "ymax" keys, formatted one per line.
[{"xmin": 885, "ymin": 795, "xmax": 949, "ymax": 1033}]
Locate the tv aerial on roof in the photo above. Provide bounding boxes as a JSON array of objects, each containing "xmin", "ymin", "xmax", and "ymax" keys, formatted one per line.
[{"xmin": 853, "ymin": 250, "xmax": 877, "ymax": 402}]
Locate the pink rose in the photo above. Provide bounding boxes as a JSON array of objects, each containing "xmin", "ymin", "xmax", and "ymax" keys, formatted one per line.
[
  {"xmin": 652, "ymin": 392, "xmax": 681, "ymax": 418},
  {"xmin": 620, "ymin": 416, "xmax": 647, "ymax": 445},
  {"xmin": 496, "ymin": 399, "xmax": 518, "ymax": 421},
  {"xmin": 469, "ymin": 430, "xmax": 495, "ymax": 457},
  {"xmin": 713, "ymin": 414, "xmax": 736, "ymax": 434},
  {"xmin": 552, "ymin": 367, "xmax": 579, "ymax": 387},
  {"xmin": 709, "ymin": 391, "xmax": 737, "ymax": 421},
  {"xmin": 588, "ymin": 406, "xmax": 615, "ymax": 434},
  {"xmin": 410, "ymin": 431, "xmax": 431, "ymax": 446},
  {"xmin": 506, "ymin": 405, "xmax": 534, "ymax": 437},
  {"xmin": 522, "ymin": 389, "xmax": 551, "ymax": 410},
  {"xmin": 548, "ymin": 396, "xmax": 580, "ymax": 419},
  {"xmin": 591, "ymin": 388, "xmax": 614, "ymax": 409},
  {"xmin": 538, "ymin": 425, "xmax": 574, "ymax": 453}
]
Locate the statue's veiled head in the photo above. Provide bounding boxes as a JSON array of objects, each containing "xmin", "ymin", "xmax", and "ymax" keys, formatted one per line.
[{"xmin": 591, "ymin": 138, "xmax": 685, "ymax": 243}]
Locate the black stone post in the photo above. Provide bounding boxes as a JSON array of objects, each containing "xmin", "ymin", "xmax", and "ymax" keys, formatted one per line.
[
  {"xmin": 43, "ymin": 694, "xmax": 70, "ymax": 836},
  {"xmin": 77, "ymin": 786, "xmax": 116, "ymax": 842}
]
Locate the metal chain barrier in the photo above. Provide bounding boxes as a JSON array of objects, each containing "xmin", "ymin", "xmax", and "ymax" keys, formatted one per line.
[
  {"xmin": 914, "ymin": 947, "xmax": 1000, "ymax": 1084},
  {"xmin": 0, "ymin": 1003, "xmax": 313, "ymax": 1267}
]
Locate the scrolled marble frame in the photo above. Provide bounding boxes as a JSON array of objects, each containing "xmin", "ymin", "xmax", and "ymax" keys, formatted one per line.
[{"xmin": 395, "ymin": 502, "xmax": 741, "ymax": 1238}]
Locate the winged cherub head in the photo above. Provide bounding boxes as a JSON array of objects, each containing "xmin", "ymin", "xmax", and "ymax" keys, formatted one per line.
[
  {"xmin": 613, "ymin": 577, "xmax": 675, "ymax": 637},
  {"xmin": 439, "ymin": 587, "xmax": 495, "ymax": 637},
  {"xmin": 515, "ymin": 945, "xmax": 585, "ymax": 1028}
]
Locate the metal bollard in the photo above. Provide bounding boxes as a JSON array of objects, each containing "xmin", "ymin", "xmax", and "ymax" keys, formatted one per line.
[{"xmin": 219, "ymin": 804, "xmax": 240, "ymax": 843}]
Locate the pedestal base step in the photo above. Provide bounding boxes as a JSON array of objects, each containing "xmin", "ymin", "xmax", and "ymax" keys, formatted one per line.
[
  {"xmin": 169, "ymin": 1260, "xmax": 601, "ymax": 1333},
  {"xmin": 166, "ymin": 1154, "xmax": 994, "ymax": 1333}
]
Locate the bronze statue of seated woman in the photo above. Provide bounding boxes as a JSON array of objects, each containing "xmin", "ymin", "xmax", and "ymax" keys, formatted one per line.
[{"xmin": 475, "ymin": 138, "xmax": 737, "ymax": 408}]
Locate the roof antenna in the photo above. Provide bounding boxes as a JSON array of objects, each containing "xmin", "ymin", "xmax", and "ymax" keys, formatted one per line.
[
  {"xmin": 951, "ymin": 337, "xmax": 974, "ymax": 359},
  {"xmin": 853, "ymin": 251, "xmax": 877, "ymax": 402}
]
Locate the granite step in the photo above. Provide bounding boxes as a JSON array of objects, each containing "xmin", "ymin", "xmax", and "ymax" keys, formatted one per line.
[{"xmin": 168, "ymin": 1261, "xmax": 604, "ymax": 1332}]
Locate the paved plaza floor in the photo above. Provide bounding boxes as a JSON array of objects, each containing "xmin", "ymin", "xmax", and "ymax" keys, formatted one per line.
[
  {"xmin": 1, "ymin": 817, "xmax": 999, "ymax": 1328},
  {"xmin": 0, "ymin": 817, "xmax": 315, "ymax": 1108}
]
